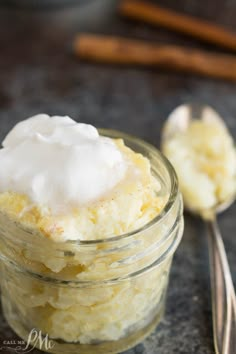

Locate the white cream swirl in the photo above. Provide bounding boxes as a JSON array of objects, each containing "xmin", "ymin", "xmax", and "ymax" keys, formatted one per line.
[{"xmin": 0, "ymin": 114, "xmax": 127, "ymax": 213}]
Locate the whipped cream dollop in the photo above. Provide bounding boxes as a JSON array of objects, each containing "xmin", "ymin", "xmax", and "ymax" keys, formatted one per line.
[{"xmin": 0, "ymin": 114, "xmax": 127, "ymax": 212}]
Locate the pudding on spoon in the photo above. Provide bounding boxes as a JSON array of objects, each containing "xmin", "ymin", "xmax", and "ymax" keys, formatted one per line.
[{"xmin": 162, "ymin": 104, "xmax": 236, "ymax": 354}]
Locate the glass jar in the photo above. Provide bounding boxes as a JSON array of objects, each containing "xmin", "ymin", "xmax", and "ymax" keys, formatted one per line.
[{"xmin": 0, "ymin": 130, "xmax": 184, "ymax": 354}]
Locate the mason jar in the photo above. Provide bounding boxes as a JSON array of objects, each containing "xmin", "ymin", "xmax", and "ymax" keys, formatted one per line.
[{"xmin": 0, "ymin": 130, "xmax": 184, "ymax": 354}]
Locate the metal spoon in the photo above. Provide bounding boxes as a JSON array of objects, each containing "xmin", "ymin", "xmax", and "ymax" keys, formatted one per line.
[{"xmin": 161, "ymin": 104, "xmax": 236, "ymax": 354}]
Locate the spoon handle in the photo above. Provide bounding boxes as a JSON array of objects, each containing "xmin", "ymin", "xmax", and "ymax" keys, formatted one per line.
[{"xmin": 206, "ymin": 218, "xmax": 236, "ymax": 354}]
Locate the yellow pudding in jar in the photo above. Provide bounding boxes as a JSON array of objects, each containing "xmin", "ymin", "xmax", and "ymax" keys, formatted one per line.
[
  {"xmin": 0, "ymin": 138, "xmax": 164, "ymax": 243},
  {"xmin": 0, "ymin": 115, "xmax": 183, "ymax": 353}
]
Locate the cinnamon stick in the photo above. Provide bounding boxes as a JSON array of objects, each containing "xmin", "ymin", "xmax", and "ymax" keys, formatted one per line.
[
  {"xmin": 119, "ymin": 0, "xmax": 236, "ymax": 51},
  {"xmin": 75, "ymin": 34, "xmax": 236, "ymax": 81}
]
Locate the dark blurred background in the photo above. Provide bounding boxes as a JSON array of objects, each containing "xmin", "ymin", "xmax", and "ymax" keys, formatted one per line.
[{"xmin": 0, "ymin": 0, "xmax": 236, "ymax": 144}]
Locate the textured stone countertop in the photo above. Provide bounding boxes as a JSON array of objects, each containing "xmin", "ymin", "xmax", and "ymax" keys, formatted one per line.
[{"xmin": 0, "ymin": 1, "xmax": 235, "ymax": 353}]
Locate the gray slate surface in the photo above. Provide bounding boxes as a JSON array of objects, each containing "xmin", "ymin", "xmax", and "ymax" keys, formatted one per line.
[{"xmin": 0, "ymin": 1, "xmax": 235, "ymax": 353}]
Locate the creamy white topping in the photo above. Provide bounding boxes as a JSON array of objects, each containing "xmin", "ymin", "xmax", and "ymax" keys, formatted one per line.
[{"xmin": 0, "ymin": 115, "xmax": 127, "ymax": 212}]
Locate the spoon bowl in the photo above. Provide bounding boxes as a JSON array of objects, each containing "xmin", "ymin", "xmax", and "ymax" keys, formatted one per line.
[{"xmin": 162, "ymin": 103, "xmax": 236, "ymax": 216}]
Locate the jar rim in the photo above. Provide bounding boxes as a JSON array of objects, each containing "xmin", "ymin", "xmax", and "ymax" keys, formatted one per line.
[{"xmin": 65, "ymin": 128, "xmax": 179, "ymax": 246}]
